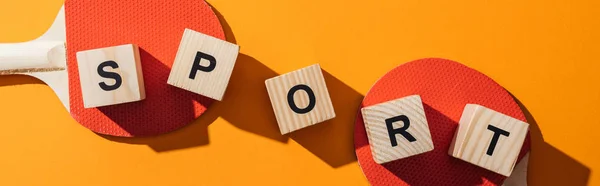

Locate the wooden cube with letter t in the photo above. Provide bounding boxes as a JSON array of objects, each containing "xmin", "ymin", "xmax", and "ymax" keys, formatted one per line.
[
  {"xmin": 76, "ymin": 44, "xmax": 145, "ymax": 108},
  {"xmin": 167, "ymin": 28, "xmax": 240, "ymax": 101},
  {"xmin": 265, "ymin": 64, "xmax": 336, "ymax": 135},
  {"xmin": 361, "ymin": 95, "xmax": 434, "ymax": 164},
  {"xmin": 449, "ymin": 104, "xmax": 529, "ymax": 176}
]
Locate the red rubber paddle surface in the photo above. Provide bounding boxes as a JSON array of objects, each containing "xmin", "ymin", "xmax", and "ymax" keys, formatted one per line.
[
  {"xmin": 354, "ymin": 58, "xmax": 531, "ymax": 186},
  {"xmin": 65, "ymin": 0, "xmax": 225, "ymax": 136}
]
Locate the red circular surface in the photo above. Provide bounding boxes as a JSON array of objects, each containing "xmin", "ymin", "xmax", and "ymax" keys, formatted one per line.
[
  {"xmin": 354, "ymin": 58, "xmax": 531, "ymax": 186},
  {"xmin": 65, "ymin": 0, "xmax": 225, "ymax": 136}
]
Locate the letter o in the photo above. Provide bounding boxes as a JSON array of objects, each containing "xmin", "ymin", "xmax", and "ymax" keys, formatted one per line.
[{"xmin": 287, "ymin": 84, "xmax": 316, "ymax": 114}]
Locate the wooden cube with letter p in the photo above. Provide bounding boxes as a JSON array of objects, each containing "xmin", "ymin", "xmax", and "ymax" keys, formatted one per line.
[
  {"xmin": 76, "ymin": 44, "xmax": 145, "ymax": 108},
  {"xmin": 449, "ymin": 104, "xmax": 529, "ymax": 176},
  {"xmin": 361, "ymin": 95, "xmax": 434, "ymax": 164},
  {"xmin": 265, "ymin": 64, "xmax": 336, "ymax": 135},
  {"xmin": 167, "ymin": 28, "xmax": 240, "ymax": 101}
]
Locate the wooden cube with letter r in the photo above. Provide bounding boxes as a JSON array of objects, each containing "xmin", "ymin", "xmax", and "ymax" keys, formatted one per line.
[
  {"xmin": 265, "ymin": 64, "xmax": 336, "ymax": 135},
  {"xmin": 167, "ymin": 28, "xmax": 240, "ymax": 101},
  {"xmin": 76, "ymin": 44, "xmax": 145, "ymax": 108},
  {"xmin": 361, "ymin": 95, "xmax": 434, "ymax": 164},
  {"xmin": 449, "ymin": 104, "xmax": 529, "ymax": 176}
]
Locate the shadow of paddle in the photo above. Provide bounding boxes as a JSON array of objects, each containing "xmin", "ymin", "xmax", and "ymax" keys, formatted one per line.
[
  {"xmin": 0, "ymin": 75, "xmax": 45, "ymax": 87},
  {"xmin": 509, "ymin": 93, "xmax": 591, "ymax": 186},
  {"xmin": 100, "ymin": 102, "xmax": 218, "ymax": 152}
]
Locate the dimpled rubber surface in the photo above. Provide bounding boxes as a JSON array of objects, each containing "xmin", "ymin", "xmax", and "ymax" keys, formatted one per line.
[
  {"xmin": 354, "ymin": 58, "xmax": 531, "ymax": 186},
  {"xmin": 65, "ymin": 0, "xmax": 225, "ymax": 136}
]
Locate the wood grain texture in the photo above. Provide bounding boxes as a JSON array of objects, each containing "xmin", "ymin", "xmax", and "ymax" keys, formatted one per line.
[
  {"xmin": 361, "ymin": 95, "xmax": 434, "ymax": 164},
  {"xmin": 167, "ymin": 28, "xmax": 239, "ymax": 101},
  {"xmin": 75, "ymin": 44, "xmax": 145, "ymax": 108},
  {"xmin": 449, "ymin": 104, "xmax": 529, "ymax": 177},
  {"xmin": 265, "ymin": 64, "xmax": 335, "ymax": 134}
]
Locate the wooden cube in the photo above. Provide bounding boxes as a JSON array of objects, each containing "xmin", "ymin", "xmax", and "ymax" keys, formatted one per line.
[
  {"xmin": 361, "ymin": 95, "xmax": 434, "ymax": 164},
  {"xmin": 76, "ymin": 44, "xmax": 145, "ymax": 108},
  {"xmin": 167, "ymin": 28, "xmax": 240, "ymax": 101},
  {"xmin": 265, "ymin": 64, "xmax": 336, "ymax": 134},
  {"xmin": 449, "ymin": 104, "xmax": 529, "ymax": 176}
]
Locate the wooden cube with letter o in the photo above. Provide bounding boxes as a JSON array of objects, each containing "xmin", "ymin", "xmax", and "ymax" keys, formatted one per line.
[
  {"xmin": 76, "ymin": 44, "xmax": 145, "ymax": 108},
  {"xmin": 449, "ymin": 104, "xmax": 529, "ymax": 176},
  {"xmin": 167, "ymin": 28, "xmax": 240, "ymax": 101},
  {"xmin": 361, "ymin": 95, "xmax": 434, "ymax": 164},
  {"xmin": 265, "ymin": 64, "xmax": 336, "ymax": 135}
]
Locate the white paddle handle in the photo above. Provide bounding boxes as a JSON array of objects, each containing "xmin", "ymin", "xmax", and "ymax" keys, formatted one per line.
[{"xmin": 0, "ymin": 41, "xmax": 66, "ymax": 73}]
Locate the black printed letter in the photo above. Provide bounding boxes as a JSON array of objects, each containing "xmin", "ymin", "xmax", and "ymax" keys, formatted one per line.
[
  {"xmin": 287, "ymin": 84, "xmax": 316, "ymax": 114},
  {"xmin": 385, "ymin": 115, "xmax": 416, "ymax": 147},
  {"xmin": 189, "ymin": 51, "xmax": 216, "ymax": 79},
  {"xmin": 97, "ymin": 60, "xmax": 122, "ymax": 91},
  {"xmin": 486, "ymin": 125, "xmax": 510, "ymax": 156}
]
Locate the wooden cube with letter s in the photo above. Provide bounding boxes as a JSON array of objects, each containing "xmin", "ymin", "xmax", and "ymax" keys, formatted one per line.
[
  {"xmin": 449, "ymin": 104, "xmax": 529, "ymax": 176},
  {"xmin": 76, "ymin": 44, "xmax": 145, "ymax": 108},
  {"xmin": 265, "ymin": 64, "xmax": 336, "ymax": 135},
  {"xmin": 361, "ymin": 95, "xmax": 434, "ymax": 164},
  {"xmin": 167, "ymin": 28, "xmax": 240, "ymax": 101}
]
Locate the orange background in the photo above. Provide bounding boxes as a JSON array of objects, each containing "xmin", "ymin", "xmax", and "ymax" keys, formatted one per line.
[{"xmin": 0, "ymin": 0, "xmax": 598, "ymax": 185}]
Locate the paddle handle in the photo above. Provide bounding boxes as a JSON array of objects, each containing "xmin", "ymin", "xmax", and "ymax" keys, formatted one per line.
[{"xmin": 0, "ymin": 41, "xmax": 66, "ymax": 74}]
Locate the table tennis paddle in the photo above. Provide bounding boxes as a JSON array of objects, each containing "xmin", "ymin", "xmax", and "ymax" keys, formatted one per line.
[
  {"xmin": 354, "ymin": 58, "xmax": 531, "ymax": 186},
  {"xmin": 0, "ymin": 0, "xmax": 226, "ymax": 137}
]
